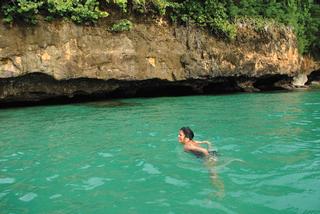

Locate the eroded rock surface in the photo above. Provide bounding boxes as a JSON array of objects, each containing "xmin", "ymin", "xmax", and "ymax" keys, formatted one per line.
[{"xmin": 0, "ymin": 19, "xmax": 318, "ymax": 105}]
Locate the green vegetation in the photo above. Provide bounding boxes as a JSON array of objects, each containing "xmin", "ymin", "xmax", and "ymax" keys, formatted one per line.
[
  {"xmin": 171, "ymin": 0, "xmax": 237, "ymax": 40},
  {"xmin": 46, "ymin": 0, "xmax": 108, "ymax": 23},
  {"xmin": 1, "ymin": 0, "xmax": 108, "ymax": 24},
  {"xmin": 225, "ymin": 0, "xmax": 320, "ymax": 56},
  {"xmin": 110, "ymin": 19, "xmax": 132, "ymax": 32},
  {"xmin": 0, "ymin": 0, "xmax": 319, "ymax": 55}
]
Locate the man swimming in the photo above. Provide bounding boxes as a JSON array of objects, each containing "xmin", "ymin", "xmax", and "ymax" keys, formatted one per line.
[
  {"xmin": 178, "ymin": 127, "xmax": 223, "ymax": 197},
  {"xmin": 178, "ymin": 127, "xmax": 216, "ymax": 159}
]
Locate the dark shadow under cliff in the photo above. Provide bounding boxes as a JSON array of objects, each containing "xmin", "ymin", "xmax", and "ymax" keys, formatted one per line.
[{"xmin": 0, "ymin": 72, "xmax": 297, "ymax": 108}]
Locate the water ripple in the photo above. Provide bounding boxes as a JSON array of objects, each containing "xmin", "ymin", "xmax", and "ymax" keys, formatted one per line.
[
  {"xmin": 165, "ymin": 176, "xmax": 188, "ymax": 187},
  {"xmin": 142, "ymin": 163, "xmax": 161, "ymax": 175},
  {"xmin": 98, "ymin": 152, "xmax": 114, "ymax": 158},
  {"xmin": 46, "ymin": 174, "xmax": 59, "ymax": 182},
  {"xmin": 186, "ymin": 199, "xmax": 237, "ymax": 213},
  {"xmin": 0, "ymin": 90, "xmax": 319, "ymax": 213},
  {"xmin": 67, "ymin": 177, "xmax": 111, "ymax": 191},
  {"xmin": 49, "ymin": 194, "xmax": 62, "ymax": 199},
  {"xmin": 19, "ymin": 192, "xmax": 37, "ymax": 202},
  {"xmin": 0, "ymin": 177, "xmax": 15, "ymax": 184}
]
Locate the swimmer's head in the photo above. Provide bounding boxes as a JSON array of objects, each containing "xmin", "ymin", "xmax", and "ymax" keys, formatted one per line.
[{"xmin": 178, "ymin": 127, "xmax": 194, "ymax": 143}]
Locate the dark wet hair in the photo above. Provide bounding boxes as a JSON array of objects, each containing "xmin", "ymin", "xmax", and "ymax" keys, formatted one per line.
[{"xmin": 180, "ymin": 127, "xmax": 194, "ymax": 140}]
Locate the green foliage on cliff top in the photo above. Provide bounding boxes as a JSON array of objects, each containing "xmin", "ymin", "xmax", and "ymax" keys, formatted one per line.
[
  {"xmin": 0, "ymin": 0, "xmax": 319, "ymax": 56},
  {"xmin": 171, "ymin": 0, "xmax": 236, "ymax": 40},
  {"xmin": 1, "ymin": 0, "xmax": 108, "ymax": 24},
  {"xmin": 225, "ymin": 0, "xmax": 320, "ymax": 56}
]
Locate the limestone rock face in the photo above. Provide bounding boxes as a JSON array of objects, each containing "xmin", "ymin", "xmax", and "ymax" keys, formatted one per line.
[
  {"xmin": 292, "ymin": 73, "xmax": 308, "ymax": 87},
  {"xmin": 0, "ymin": 20, "xmax": 185, "ymax": 81},
  {"xmin": 0, "ymin": 19, "xmax": 319, "ymax": 104}
]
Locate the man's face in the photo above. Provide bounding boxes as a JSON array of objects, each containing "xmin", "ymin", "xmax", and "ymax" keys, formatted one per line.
[{"xmin": 178, "ymin": 130, "xmax": 186, "ymax": 144}]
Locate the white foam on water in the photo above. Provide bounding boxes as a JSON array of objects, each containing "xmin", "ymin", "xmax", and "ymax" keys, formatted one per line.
[
  {"xmin": 165, "ymin": 176, "xmax": 188, "ymax": 187},
  {"xmin": 0, "ymin": 192, "xmax": 9, "ymax": 199},
  {"xmin": 79, "ymin": 164, "xmax": 91, "ymax": 169},
  {"xmin": 98, "ymin": 152, "xmax": 113, "ymax": 158},
  {"xmin": 19, "ymin": 192, "xmax": 37, "ymax": 202},
  {"xmin": 149, "ymin": 132, "xmax": 157, "ymax": 137},
  {"xmin": 49, "ymin": 194, "xmax": 62, "ymax": 199},
  {"xmin": 147, "ymin": 143, "xmax": 156, "ymax": 148},
  {"xmin": 145, "ymin": 198, "xmax": 170, "ymax": 207},
  {"xmin": 136, "ymin": 160, "xmax": 144, "ymax": 167},
  {"xmin": 0, "ymin": 177, "xmax": 15, "ymax": 184},
  {"xmin": 82, "ymin": 177, "xmax": 111, "ymax": 191},
  {"xmin": 134, "ymin": 178, "xmax": 146, "ymax": 182},
  {"xmin": 142, "ymin": 163, "xmax": 161, "ymax": 174},
  {"xmin": 187, "ymin": 199, "xmax": 236, "ymax": 213},
  {"xmin": 46, "ymin": 174, "xmax": 59, "ymax": 181}
]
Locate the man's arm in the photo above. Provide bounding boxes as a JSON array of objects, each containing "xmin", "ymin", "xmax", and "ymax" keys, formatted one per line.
[
  {"xmin": 195, "ymin": 141, "xmax": 213, "ymax": 151},
  {"xmin": 187, "ymin": 144, "xmax": 209, "ymax": 156}
]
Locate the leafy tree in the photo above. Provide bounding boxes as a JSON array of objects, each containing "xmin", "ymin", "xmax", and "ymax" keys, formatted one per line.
[
  {"xmin": 1, "ymin": 0, "xmax": 108, "ymax": 24},
  {"xmin": 172, "ymin": 0, "xmax": 236, "ymax": 40},
  {"xmin": 1, "ymin": 0, "xmax": 43, "ymax": 24}
]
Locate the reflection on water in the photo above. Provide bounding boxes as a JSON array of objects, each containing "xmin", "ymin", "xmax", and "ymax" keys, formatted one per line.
[{"xmin": 80, "ymin": 100, "xmax": 141, "ymax": 108}]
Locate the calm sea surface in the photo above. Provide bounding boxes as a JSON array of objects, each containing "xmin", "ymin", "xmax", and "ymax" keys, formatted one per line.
[{"xmin": 0, "ymin": 90, "xmax": 319, "ymax": 213}]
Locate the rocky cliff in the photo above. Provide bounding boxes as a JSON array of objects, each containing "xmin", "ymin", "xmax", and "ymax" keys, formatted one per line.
[{"xmin": 0, "ymin": 18, "xmax": 318, "ymax": 106}]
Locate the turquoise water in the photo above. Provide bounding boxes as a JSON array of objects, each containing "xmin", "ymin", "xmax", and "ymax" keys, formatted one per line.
[{"xmin": 0, "ymin": 90, "xmax": 320, "ymax": 213}]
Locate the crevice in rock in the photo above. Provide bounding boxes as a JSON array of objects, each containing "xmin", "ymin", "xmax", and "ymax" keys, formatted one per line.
[
  {"xmin": 307, "ymin": 69, "xmax": 320, "ymax": 83},
  {"xmin": 0, "ymin": 72, "xmax": 294, "ymax": 108},
  {"xmin": 253, "ymin": 74, "xmax": 293, "ymax": 91},
  {"xmin": 202, "ymin": 77, "xmax": 243, "ymax": 94}
]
